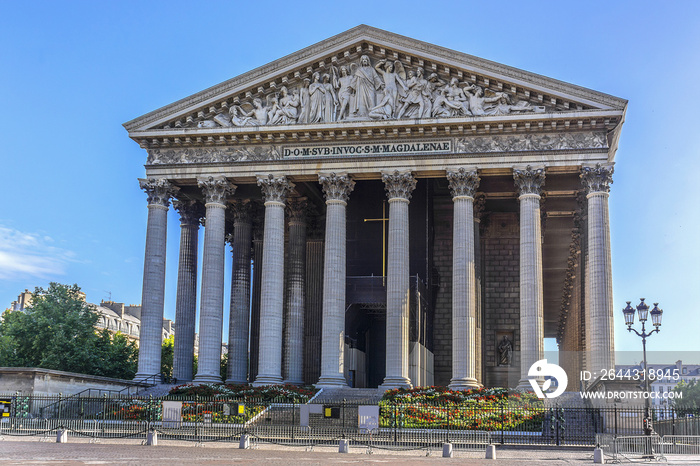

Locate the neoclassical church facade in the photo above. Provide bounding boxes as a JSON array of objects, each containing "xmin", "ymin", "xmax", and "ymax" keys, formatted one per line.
[{"xmin": 124, "ymin": 26, "xmax": 626, "ymax": 390}]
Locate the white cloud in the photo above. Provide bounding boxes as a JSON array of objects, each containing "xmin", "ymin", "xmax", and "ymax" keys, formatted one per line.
[{"xmin": 0, "ymin": 226, "xmax": 76, "ymax": 279}]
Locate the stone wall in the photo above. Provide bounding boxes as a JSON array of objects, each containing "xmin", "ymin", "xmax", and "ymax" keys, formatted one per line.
[
  {"xmin": 0, "ymin": 368, "xmax": 143, "ymax": 396},
  {"xmin": 431, "ymin": 196, "xmax": 453, "ymax": 387},
  {"xmin": 482, "ymin": 212, "xmax": 521, "ymax": 388},
  {"xmin": 409, "ymin": 342, "xmax": 434, "ymax": 387}
]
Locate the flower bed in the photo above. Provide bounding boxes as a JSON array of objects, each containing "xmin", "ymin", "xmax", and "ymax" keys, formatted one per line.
[
  {"xmin": 167, "ymin": 383, "xmax": 318, "ymax": 403},
  {"xmin": 379, "ymin": 387, "xmax": 545, "ymax": 431}
]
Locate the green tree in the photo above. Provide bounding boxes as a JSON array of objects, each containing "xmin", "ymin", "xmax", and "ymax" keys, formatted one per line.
[
  {"xmin": 0, "ymin": 283, "xmax": 137, "ymax": 379},
  {"xmin": 673, "ymin": 379, "xmax": 700, "ymax": 414},
  {"xmin": 220, "ymin": 352, "xmax": 228, "ymax": 381},
  {"xmin": 161, "ymin": 335, "xmax": 174, "ymax": 381},
  {"xmin": 93, "ymin": 329, "xmax": 138, "ymax": 379}
]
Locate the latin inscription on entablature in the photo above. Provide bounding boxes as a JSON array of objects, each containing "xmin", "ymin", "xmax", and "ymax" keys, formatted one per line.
[
  {"xmin": 283, "ymin": 140, "xmax": 451, "ymax": 158},
  {"xmin": 146, "ymin": 131, "xmax": 607, "ymax": 165}
]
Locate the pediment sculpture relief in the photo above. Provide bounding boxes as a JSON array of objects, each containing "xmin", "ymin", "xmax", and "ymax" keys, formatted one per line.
[{"xmin": 194, "ymin": 55, "xmax": 546, "ymax": 130}]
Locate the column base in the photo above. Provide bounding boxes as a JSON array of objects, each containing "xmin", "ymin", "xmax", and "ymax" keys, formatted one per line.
[
  {"xmin": 316, "ymin": 375, "xmax": 348, "ymax": 388},
  {"xmin": 193, "ymin": 373, "xmax": 223, "ymax": 384},
  {"xmin": 517, "ymin": 377, "xmax": 541, "ymax": 391},
  {"xmin": 225, "ymin": 378, "xmax": 248, "ymax": 385},
  {"xmin": 379, "ymin": 377, "xmax": 412, "ymax": 391},
  {"xmin": 252, "ymin": 374, "xmax": 283, "ymax": 386},
  {"xmin": 448, "ymin": 378, "xmax": 481, "ymax": 391},
  {"xmin": 283, "ymin": 379, "xmax": 304, "ymax": 386}
]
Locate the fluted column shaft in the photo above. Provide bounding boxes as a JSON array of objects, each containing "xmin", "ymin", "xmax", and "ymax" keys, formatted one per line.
[
  {"xmin": 317, "ymin": 174, "xmax": 355, "ymax": 387},
  {"xmin": 381, "ymin": 170, "xmax": 416, "ymax": 390},
  {"xmin": 581, "ymin": 164, "xmax": 615, "ymax": 372},
  {"xmin": 226, "ymin": 201, "xmax": 253, "ymax": 384},
  {"xmin": 283, "ymin": 199, "xmax": 308, "ymax": 385},
  {"xmin": 136, "ymin": 178, "xmax": 178, "ymax": 380},
  {"xmin": 514, "ymin": 166, "xmax": 545, "ymax": 389},
  {"xmin": 254, "ymin": 175, "xmax": 293, "ymax": 386},
  {"xmin": 194, "ymin": 176, "xmax": 235, "ymax": 384},
  {"xmin": 447, "ymin": 168, "xmax": 480, "ymax": 390},
  {"xmin": 172, "ymin": 200, "xmax": 201, "ymax": 382}
]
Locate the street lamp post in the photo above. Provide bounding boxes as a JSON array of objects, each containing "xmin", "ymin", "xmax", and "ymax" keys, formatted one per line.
[{"xmin": 622, "ymin": 298, "xmax": 663, "ymax": 454}]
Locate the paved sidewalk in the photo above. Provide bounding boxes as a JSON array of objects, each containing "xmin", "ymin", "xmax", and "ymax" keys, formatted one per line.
[{"xmin": 1, "ymin": 437, "xmax": 698, "ymax": 465}]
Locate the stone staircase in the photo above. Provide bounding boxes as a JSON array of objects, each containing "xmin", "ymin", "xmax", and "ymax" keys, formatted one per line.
[{"xmin": 311, "ymin": 388, "xmax": 384, "ymax": 404}]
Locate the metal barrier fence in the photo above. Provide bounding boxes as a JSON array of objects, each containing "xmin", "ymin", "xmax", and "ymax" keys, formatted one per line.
[{"xmin": 1, "ymin": 394, "xmax": 699, "ymax": 451}]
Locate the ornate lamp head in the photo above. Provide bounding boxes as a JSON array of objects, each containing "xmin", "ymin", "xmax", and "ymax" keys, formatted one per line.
[
  {"xmin": 636, "ymin": 298, "xmax": 650, "ymax": 322},
  {"xmin": 650, "ymin": 303, "xmax": 663, "ymax": 328},
  {"xmin": 623, "ymin": 301, "xmax": 636, "ymax": 327}
]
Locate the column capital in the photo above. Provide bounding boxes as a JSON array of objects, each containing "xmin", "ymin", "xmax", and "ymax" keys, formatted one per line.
[
  {"xmin": 172, "ymin": 198, "xmax": 203, "ymax": 226},
  {"xmin": 382, "ymin": 170, "xmax": 416, "ymax": 201},
  {"xmin": 229, "ymin": 199, "xmax": 253, "ymax": 222},
  {"xmin": 257, "ymin": 174, "xmax": 294, "ymax": 204},
  {"xmin": 513, "ymin": 165, "xmax": 545, "ymax": 197},
  {"xmin": 198, "ymin": 176, "xmax": 236, "ymax": 205},
  {"xmin": 319, "ymin": 172, "xmax": 355, "ymax": 203},
  {"xmin": 580, "ymin": 163, "xmax": 614, "ymax": 194},
  {"xmin": 286, "ymin": 197, "xmax": 309, "ymax": 222},
  {"xmin": 446, "ymin": 167, "xmax": 480, "ymax": 199},
  {"xmin": 139, "ymin": 178, "xmax": 179, "ymax": 208}
]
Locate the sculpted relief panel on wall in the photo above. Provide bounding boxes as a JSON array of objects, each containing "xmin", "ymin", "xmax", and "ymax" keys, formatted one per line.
[
  {"xmin": 180, "ymin": 54, "xmax": 550, "ymax": 130},
  {"xmin": 146, "ymin": 132, "xmax": 607, "ymax": 165}
]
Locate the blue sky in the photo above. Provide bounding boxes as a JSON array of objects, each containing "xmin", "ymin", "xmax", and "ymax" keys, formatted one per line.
[{"xmin": 1, "ymin": 1, "xmax": 699, "ymax": 358}]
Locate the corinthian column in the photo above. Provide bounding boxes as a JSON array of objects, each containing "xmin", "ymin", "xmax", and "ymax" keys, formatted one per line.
[
  {"xmin": 317, "ymin": 173, "xmax": 355, "ymax": 388},
  {"xmin": 172, "ymin": 199, "xmax": 202, "ymax": 382},
  {"xmin": 226, "ymin": 200, "xmax": 253, "ymax": 384},
  {"xmin": 581, "ymin": 163, "xmax": 615, "ymax": 373},
  {"xmin": 513, "ymin": 166, "xmax": 545, "ymax": 389},
  {"xmin": 194, "ymin": 176, "xmax": 236, "ymax": 384},
  {"xmin": 283, "ymin": 197, "xmax": 309, "ymax": 385},
  {"xmin": 447, "ymin": 168, "xmax": 481, "ymax": 390},
  {"xmin": 253, "ymin": 175, "xmax": 293, "ymax": 386},
  {"xmin": 380, "ymin": 170, "xmax": 416, "ymax": 390},
  {"xmin": 135, "ymin": 178, "xmax": 179, "ymax": 380}
]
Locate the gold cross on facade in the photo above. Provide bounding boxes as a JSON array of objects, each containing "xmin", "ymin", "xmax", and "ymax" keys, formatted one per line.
[{"xmin": 363, "ymin": 201, "xmax": 389, "ymax": 280}]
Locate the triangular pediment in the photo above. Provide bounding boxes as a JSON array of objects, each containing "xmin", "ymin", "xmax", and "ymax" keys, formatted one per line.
[{"xmin": 124, "ymin": 25, "xmax": 626, "ymax": 135}]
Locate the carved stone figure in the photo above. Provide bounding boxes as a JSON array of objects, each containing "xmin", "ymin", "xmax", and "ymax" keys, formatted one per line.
[
  {"xmin": 269, "ymin": 86, "xmax": 300, "ymax": 125},
  {"xmin": 432, "ymin": 87, "xmax": 461, "ymax": 118},
  {"xmin": 230, "ymin": 98, "xmax": 269, "ymax": 126},
  {"xmin": 397, "ymin": 67, "xmax": 430, "ymax": 119},
  {"xmin": 374, "ymin": 59, "xmax": 406, "ymax": 118},
  {"xmin": 308, "ymin": 72, "xmax": 326, "ymax": 123},
  {"xmin": 488, "ymin": 93, "xmax": 543, "ymax": 116},
  {"xmin": 321, "ymin": 73, "xmax": 338, "ymax": 123},
  {"xmin": 463, "ymin": 85, "xmax": 501, "ymax": 117},
  {"xmin": 298, "ymin": 78, "xmax": 311, "ymax": 124},
  {"xmin": 498, "ymin": 335, "xmax": 513, "ymax": 366},
  {"xmin": 444, "ymin": 77, "xmax": 470, "ymax": 116},
  {"xmin": 333, "ymin": 65, "xmax": 354, "ymax": 121},
  {"xmin": 351, "ymin": 55, "xmax": 382, "ymax": 119}
]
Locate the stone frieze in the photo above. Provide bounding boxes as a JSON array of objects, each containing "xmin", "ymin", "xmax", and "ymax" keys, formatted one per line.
[{"xmin": 455, "ymin": 131, "xmax": 607, "ymax": 153}]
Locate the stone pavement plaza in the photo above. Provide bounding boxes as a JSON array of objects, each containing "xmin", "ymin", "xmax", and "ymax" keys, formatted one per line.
[{"xmin": 2, "ymin": 438, "xmax": 699, "ymax": 465}]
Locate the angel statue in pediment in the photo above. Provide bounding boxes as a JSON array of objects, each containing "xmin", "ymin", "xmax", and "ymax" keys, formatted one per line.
[
  {"xmin": 368, "ymin": 59, "xmax": 407, "ymax": 120},
  {"xmin": 230, "ymin": 97, "xmax": 270, "ymax": 126}
]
